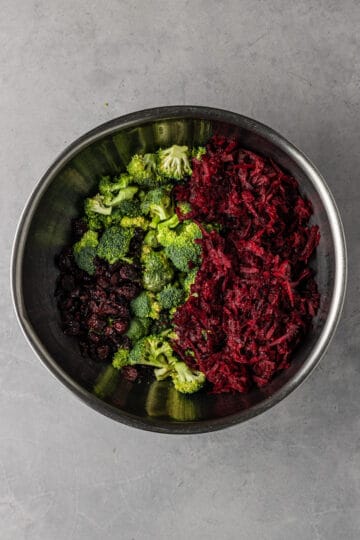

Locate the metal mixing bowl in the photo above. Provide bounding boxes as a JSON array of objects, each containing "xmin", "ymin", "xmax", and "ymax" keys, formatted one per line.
[{"xmin": 11, "ymin": 106, "xmax": 347, "ymax": 433}]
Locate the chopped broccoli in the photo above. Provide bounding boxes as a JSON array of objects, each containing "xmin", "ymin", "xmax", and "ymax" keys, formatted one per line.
[
  {"xmin": 103, "ymin": 185, "xmax": 139, "ymax": 207},
  {"xmin": 165, "ymin": 242, "xmax": 201, "ymax": 272},
  {"xmin": 126, "ymin": 153, "xmax": 162, "ymax": 186},
  {"xmin": 96, "ymin": 226, "xmax": 133, "ymax": 264},
  {"xmin": 156, "ymin": 226, "xmax": 177, "ymax": 247},
  {"xmin": 111, "ymin": 199, "xmax": 142, "ymax": 219},
  {"xmin": 183, "ymin": 267, "xmax": 198, "ymax": 296},
  {"xmin": 156, "ymin": 214, "xmax": 181, "ymax": 246},
  {"xmin": 84, "ymin": 198, "xmax": 113, "ymax": 231},
  {"xmin": 141, "ymin": 247, "xmax": 174, "ymax": 292},
  {"xmin": 84, "ymin": 194, "xmax": 113, "ymax": 230},
  {"xmin": 112, "ymin": 348, "xmax": 131, "ymax": 370},
  {"xmin": 157, "ymin": 220, "xmax": 202, "ymax": 272},
  {"xmin": 140, "ymin": 186, "xmax": 173, "ymax": 224},
  {"xmin": 125, "ymin": 317, "xmax": 150, "ymax": 342},
  {"xmin": 149, "ymin": 311, "xmax": 171, "ymax": 334},
  {"xmin": 113, "ymin": 334, "xmax": 177, "ymax": 380},
  {"xmin": 73, "ymin": 230, "xmax": 99, "ymax": 274},
  {"xmin": 98, "ymin": 174, "xmax": 131, "ymax": 197},
  {"xmin": 157, "ymin": 284, "xmax": 184, "ymax": 310},
  {"xmin": 171, "ymin": 362, "xmax": 206, "ymax": 394},
  {"xmin": 130, "ymin": 291, "xmax": 161, "ymax": 320},
  {"xmin": 84, "ymin": 194, "xmax": 112, "ymax": 216},
  {"xmin": 157, "ymin": 145, "xmax": 192, "ymax": 180},
  {"xmin": 120, "ymin": 216, "xmax": 150, "ymax": 230},
  {"xmin": 112, "ymin": 335, "xmax": 206, "ymax": 395},
  {"xmin": 143, "ymin": 229, "xmax": 159, "ymax": 248}
]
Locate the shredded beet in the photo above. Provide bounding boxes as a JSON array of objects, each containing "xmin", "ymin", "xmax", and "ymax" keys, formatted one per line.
[{"xmin": 172, "ymin": 135, "xmax": 320, "ymax": 393}]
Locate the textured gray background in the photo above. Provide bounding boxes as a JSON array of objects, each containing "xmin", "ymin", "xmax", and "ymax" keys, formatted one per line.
[{"xmin": 0, "ymin": 1, "xmax": 358, "ymax": 539}]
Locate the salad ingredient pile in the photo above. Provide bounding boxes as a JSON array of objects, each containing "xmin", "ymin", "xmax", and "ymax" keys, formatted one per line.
[{"xmin": 55, "ymin": 138, "xmax": 320, "ymax": 395}]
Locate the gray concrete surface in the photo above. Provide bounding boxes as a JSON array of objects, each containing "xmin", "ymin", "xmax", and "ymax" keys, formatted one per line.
[{"xmin": 0, "ymin": 1, "xmax": 359, "ymax": 538}]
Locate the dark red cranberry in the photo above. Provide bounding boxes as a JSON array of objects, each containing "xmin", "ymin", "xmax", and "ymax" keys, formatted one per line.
[
  {"xmin": 96, "ymin": 345, "xmax": 110, "ymax": 361},
  {"xmin": 71, "ymin": 218, "xmax": 88, "ymax": 240},
  {"xmin": 87, "ymin": 315, "xmax": 106, "ymax": 333},
  {"xmin": 113, "ymin": 320, "xmax": 129, "ymax": 334}
]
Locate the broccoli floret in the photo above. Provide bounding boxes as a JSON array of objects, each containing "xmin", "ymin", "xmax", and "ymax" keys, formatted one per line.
[
  {"xmin": 84, "ymin": 194, "xmax": 112, "ymax": 216},
  {"xmin": 98, "ymin": 174, "xmax": 131, "ymax": 197},
  {"xmin": 120, "ymin": 216, "xmax": 150, "ymax": 230},
  {"xmin": 157, "ymin": 145, "xmax": 192, "ymax": 180},
  {"xmin": 131, "ymin": 334, "xmax": 178, "ymax": 380},
  {"xmin": 165, "ymin": 243, "xmax": 201, "ymax": 273},
  {"xmin": 191, "ymin": 146, "xmax": 206, "ymax": 160},
  {"xmin": 156, "ymin": 212, "xmax": 179, "ymax": 238},
  {"xmin": 125, "ymin": 317, "xmax": 150, "ymax": 343},
  {"xmin": 157, "ymin": 221, "xmax": 202, "ymax": 272},
  {"xmin": 113, "ymin": 334, "xmax": 177, "ymax": 380},
  {"xmin": 97, "ymin": 226, "xmax": 133, "ymax": 264},
  {"xmin": 171, "ymin": 362, "xmax": 206, "ymax": 394},
  {"xmin": 103, "ymin": 185, "xmax": 139, "ymax": 207},
  {"xmin": 111, "ymin": 199, "xmax": 142, "ymax": 219},
  {"xmin": 84, "ymin": 194, "xmax": 113, "ymax": 230},
  {"xmin": 149, "ymin": 311, "xmax": 171, "ymax": 334},
  {"xmin": 112, "ymin": 348, "xmax": 131, "ymax": 370},
  {"xmin": 157, "ymin": 284, "xmax": 184, "ymax": 310},
  {"xmin": 156, "ymin": 228, "xmax": 177, "ymax": 248},
  {"xmin": 157, "ymin": 218, "xmax": 198, "ymax": 245},
  {"xmin": 156, "ymin": 214, "xmax": 181, "ymax": 246},
  {"xmin": 113, "ymin": 337, "xmax": 205, "ymax": 395},
  {"xmin": 143, "ymin": 229, "xmax": 159, "ymax": 248},
  {"xmin": 126, "ymin": 153, "xmax": 162, "ymax": 186},
  {"xmin": 73, "ymin": 230, "xmax": 99, "ymax": 274},
  {"xmin": 140, "ymin": 186, "xmax": 173, "ymax": 224},
  {"xmin": 183, "ymin": 267, "xmax": 198, "ymax": 296},
  {"xmin": 130, "ymin": 291, "xmax": 161, "ymax": 320},
  {"xmin": 141, "ymin": 247, "xmax": 174, "ymax": 292}
]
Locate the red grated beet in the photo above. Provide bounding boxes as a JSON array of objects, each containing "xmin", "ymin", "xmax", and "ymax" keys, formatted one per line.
[{"xmin": 172, "ymin": 135, "xmax": 320, "ymax": 394}]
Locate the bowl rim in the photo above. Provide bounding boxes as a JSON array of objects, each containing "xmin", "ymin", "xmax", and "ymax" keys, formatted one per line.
[{"xmin": 11, "ymin": 105, "xmax": 347, "ymax": 434}]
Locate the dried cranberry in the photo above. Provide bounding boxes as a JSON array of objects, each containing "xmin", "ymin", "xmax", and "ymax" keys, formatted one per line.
[
  {"xmin": 113, "ymin": 320, "xmax": 129, "ymax": 334},
  {"xmin": 87, "ymin": 315, "xmax": 106, "ymax": 333},
  {"xmin": 115, "ymin": 283, "xmax": 139, "ymax": 301},
  {"xmin": 110, "ymin": 273, "xmax": 119, "ymax": 286},
  {"xmin": 63, "ymin": 320, "xmax": 80, "ymax": 336},
  {"xmin": 71, "ymin": 218, "xmax": 88, "ymax": 240},
  {"xmin": 97, "ymin": 277, "xmax": 110, "ymax": 290},
  {"xmin": 96, "ymin": 345, "xmax": 110, "ymax": 361},
  {"xmin": 119, "ymin": 264, "xmax": 140, "ymax": 282},
  {"xmin": 56, "ymin": 247, "xmax": 74, "ymax": 272},
  {"xmin": 88, "ymin": 332, "xmax": 101, "ymax": 343},
  {"xmin": 122, "ymin": 366, "xmax": 139, "ymax": 382}
]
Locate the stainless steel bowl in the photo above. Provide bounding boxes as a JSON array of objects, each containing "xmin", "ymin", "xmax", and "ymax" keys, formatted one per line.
[{"xmin": 11, "ymin": 106, "xmax": 347, "ymax": 433}]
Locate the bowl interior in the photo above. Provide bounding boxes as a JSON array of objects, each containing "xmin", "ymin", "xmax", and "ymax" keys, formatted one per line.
[{"xmin": 14, "ymin": 112, "xmax": 336, "ymax": 431}]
